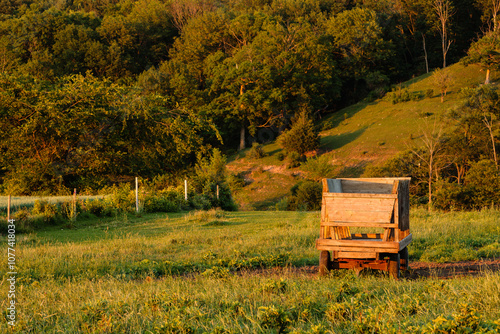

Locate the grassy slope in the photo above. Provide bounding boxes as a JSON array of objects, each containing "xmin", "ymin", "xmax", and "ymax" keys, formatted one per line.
[
  {"xmin": 229, "ymin": 63, "xmax": 493, "ymax": 210},
  {"xmin": 2, "ymin": 210, "xmax": 499, "ymax": 333}
]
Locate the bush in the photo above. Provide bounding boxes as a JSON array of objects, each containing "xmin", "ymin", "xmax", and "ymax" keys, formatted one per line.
[
  {"xmin": 83, "ymin": 199, "xmax": 114, "ymax": 217},
  {"xmin": 433, "ymin": 181, "xmax": 473, "ymax": 211},
  {"xmin": 288, "ymin": 180, "xmax": 322, "ymax": 211},
  {"xmin": 246, "ymin": 142, "xmax": 265, "ymax": 159},
  {"xmin": 191, "ymin": 149, "xmax": 237, "ymax": 211},
  {"xmin": 287, "ymin": 151, "xmax": 303, "ymax": 168},
  {"xmin": 465, "ymin": 159, "xmax": 500, "ymax": 208},
  {"xmin": 143, "ymin": 194, "xmax": 180, "ymax": 213},
  {"xmin": 278, "ymin": 111, "xmax": 319, "ymax": 156},
  {"xmin": 302, "ymin": 155, "xmax": 335, "ymax": 180}
]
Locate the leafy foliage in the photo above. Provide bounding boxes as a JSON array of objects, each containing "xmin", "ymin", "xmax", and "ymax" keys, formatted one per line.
[{"xmin": 278, "ymin": 111, "xmax": 320, "ymax": 156}]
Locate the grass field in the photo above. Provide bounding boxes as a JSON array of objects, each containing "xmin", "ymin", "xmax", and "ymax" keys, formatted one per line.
[{"xmin": 1, "ymin": 209, "xmax": 500, "ymax": 333}]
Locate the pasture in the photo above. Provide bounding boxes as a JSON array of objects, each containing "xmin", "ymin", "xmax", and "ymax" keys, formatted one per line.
[{"xmin": 1, "ymin": 209, "xmax": 500, "ymax": 333}]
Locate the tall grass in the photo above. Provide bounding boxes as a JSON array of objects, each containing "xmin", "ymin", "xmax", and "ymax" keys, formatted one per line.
[
  {"xmin": 3, "ymin": 271, "xmax": 500, "ymax": 333},
  {"xmin": 1, "ymin": 209, "xmax": 500, "ymax": 332}
]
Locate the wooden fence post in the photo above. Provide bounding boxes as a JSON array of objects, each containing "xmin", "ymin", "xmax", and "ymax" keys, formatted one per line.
[
  {"xmin": 7, "ymin": 194, "xmax": 11, "ymax": 221},
  {"xmin": 216, "ymin": 184, "xmax": 219, "ymax": 200},
  {"xmin": 185, "ymin": 180, "xmax": 188, "ymax": 201},
  {"xmin": 135, "ymin": 177, "xmax": 139, "ymax": 213}
]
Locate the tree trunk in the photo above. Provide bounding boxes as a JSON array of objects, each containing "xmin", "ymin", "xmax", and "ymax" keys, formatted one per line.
[
  {"xmin": 484, "ymin": 115, "xmax": 498, "ymax": 170},
  {"xmin": 239, "ymin": 125, "xmax": 245, "ymax": 151},
  {"xmin": 485, "ymin": 68, "xmax": 491, "ymax": 84},
  {"xmin": 428, "ymin": 160, "xmax": 433, "ymax": 211},
  {"xmin": 422, "ymin": 33, "xmax": 429, "ymax": 73}
]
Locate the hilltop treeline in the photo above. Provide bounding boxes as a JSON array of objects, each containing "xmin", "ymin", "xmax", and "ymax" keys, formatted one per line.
[{"xmin": 0, "ymin": 0, "xmax": 494, "ymax": 194}]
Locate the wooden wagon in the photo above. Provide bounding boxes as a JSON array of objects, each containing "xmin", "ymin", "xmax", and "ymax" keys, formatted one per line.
[{"xmin": 316, "ymin": 177, "xmax": 412, "ymax": 278}]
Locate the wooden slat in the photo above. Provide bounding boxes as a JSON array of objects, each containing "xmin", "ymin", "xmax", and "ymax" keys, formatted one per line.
[
  {"xmin": 398, "ymin": 234, "xmax": 412, "ymax": 251},
  {"xmin": 337, "ymin": 251, "xmax": 377, "ymax": 259},
  {"xmin": 327, "ymin": 211, "xmax": 393, "ymax": 224},
  {"xmin": 325, "ymin": 197, "xmax": 396, "ymax": 209},
  {"xmin": 316, "ymin": 242, "xmax": 399, "ymax": 253},
  {"xmin": 340, "ymin": 179, "xmax": 394, "ymax": 194},
  {"xmin": 316, "ymin": 238, "xmax": 400, "ymax": 250},
  {"xmin": 351, "ymin": 233, "xmax": 383, "ymax": 239},
  {"xmin": 397, "ymin": 179, "xmax": 410, "ymax": 231},
  {"xmin": 322, "ymin": 221, "xmax": 397, "ymax": 228},
  {"xmin": 325, "ymin": 178, "xmax": 342, "ymax": 193},
  {"xmin": 323, "ymin": 193, "xmax": 398, "ymax": 199}
]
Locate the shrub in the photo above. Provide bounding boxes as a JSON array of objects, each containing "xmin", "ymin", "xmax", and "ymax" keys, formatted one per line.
[
  {"xmin": 465, "ymin": 159, "xmax": 500, "ymax": 208},
  {"xmin": 246, "ymin": 142, "xmax": 265, "ymax": 159},
  {"xmin": 278, "ymin": 111, "xmax": 319, "ymax": 156},
  {"xmin": 82, "ymin": 199, "xmax": 114, "ymax": 217},
  {"xmin": 288, "ymin": 180, "xmax": 322, "ymax": 211},
  {"xmin": 433, "ymin": 181, "xmax": 473, "ymax": 211},
  {"xmin": 302, "ymin": 155, "xmax": 335, "ymax": 180},
  {"xmin": 143, "ymin": 194, "xmax": 179, "ymax": 213},
  {"xmin": 191, "ymin": 149, "xmax": 237, "ymax": 211},
  {"xmin": 287, "ymin": 151, "xmax": 303, "ymax": 168}
]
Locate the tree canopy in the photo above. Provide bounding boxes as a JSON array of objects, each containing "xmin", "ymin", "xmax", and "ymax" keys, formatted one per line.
[{"xmin": 0, "ymin": 0, "xmax": 493, "ymax": 194}]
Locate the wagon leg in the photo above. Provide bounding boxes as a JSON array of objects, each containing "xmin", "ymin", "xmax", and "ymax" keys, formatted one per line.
[
  {"xmin": 319, "ymin": 251, "xmax": 331, "ymax": 276},
  {"xmin": 388, "ymin": 253, "xmax": 400, "ymax": 279},
  {"xmin": 399, "ymin": 247, "xmax": 409, "ymax": 271}
]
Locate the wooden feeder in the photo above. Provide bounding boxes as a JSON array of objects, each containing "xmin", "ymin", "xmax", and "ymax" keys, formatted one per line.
[{"xmin": 316, "ymin": 177, "xmax": 411, "ymax": 278}]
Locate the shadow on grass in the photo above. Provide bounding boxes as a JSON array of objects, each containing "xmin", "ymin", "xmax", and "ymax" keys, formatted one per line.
[
  {"xmin": 321, "ymin": 126, "xmax": 368, "ymax": 151},
  {"xmin": 321, "ymin": 103, "xmax": 369, "ymax": 130}
]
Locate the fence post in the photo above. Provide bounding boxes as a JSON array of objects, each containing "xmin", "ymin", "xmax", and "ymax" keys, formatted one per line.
[
  {"xmin": 135, "ymin": 177, "xmax": 139, "ymax": 213},
  {"xmin": 184, "ymin": 180, "xmax": 188, "ymax": 201},
  {"xmin": 7, "ymin": 194, "xmax": 11, "ymax": 221},
  {"xmin": 73, "ymin": 188, "xmax": 77, "ymax": 221},
  {"xmin": 216, "ymin": 184, "xmax": 219, "ymax": 200}
]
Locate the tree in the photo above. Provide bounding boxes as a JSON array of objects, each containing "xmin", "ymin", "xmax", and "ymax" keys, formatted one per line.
[
  {"xmin": 475, "ymin": 0, "xmax": 500, "ymax": 32},
  {"xmin": 0, "ymin": 73, "xmax": 217, "ymax": 194},
  {"xmin": 203, "ymin": 12, "xmax": 339, "ymax": 150},
  {"xmin": 463, "ymin": 30, "xmax": 500, "ymax": 84},
  {"xmin": 278, "ymin": 110, "xmax": 320, "ymax": 156},
  {"xmin": 432, "ymin": 67, "xmax": 453, "ymax": 102},
  {"xmin": 326, "ymin": 7, "xmax": 395, "ymax": 79},
  {"xmin": 409, "ymin": 121, "xmax": 447, "ymax": 211},
  {"xmin": 432, "ymin": 0, "xmax": 454, "ymax": 68},
  {"xmin": 452, "ymin": 85, "xmax": 500, "ymax": 169}
]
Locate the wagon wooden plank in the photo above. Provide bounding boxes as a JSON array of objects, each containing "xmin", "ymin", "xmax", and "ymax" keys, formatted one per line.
[
  {"xmin": 323, "ymin": 193, "xmax": 398, "ymax": 199},
  {"xmin": 398, "ymin": 234, "xmax": 412, "ymax": 251},
  {"xmin": 316, "ymin": 238, "xmax": 400, "ymax": 250},
  {"xmin": 337, "ymin": 251, "xmax": 377, "ymax": 259},
  {"xmin": 321, "ymin": 221, "xmax": 397, "ymax": 228},
  {"xmin": 340, "ymin": 179, "xmax": 394, "ymax": 194},
  {"xmin": 324, "ymin": 198, "xmax": 396, "ymax": 210},
  {"xmin": 351, "ymin": 233, "xmax": 383, "ymax": 239},
  {"xmin": 316, "ymin": 242, "xmax": 400, "ymax": 253},
  {"xmin": 327, "ymin": 211, "xmax": 393, "ymax": 224}
]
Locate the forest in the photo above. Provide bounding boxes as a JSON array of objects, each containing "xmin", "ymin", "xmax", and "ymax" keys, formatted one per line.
[{"xmin": 1, "ymin": 0, "xmax": 500, "ymax": 209}]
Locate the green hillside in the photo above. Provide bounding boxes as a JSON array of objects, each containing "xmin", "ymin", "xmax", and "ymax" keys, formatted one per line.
[{"xmin": 229, "ymin": 63, "xmax": 494, "ymax": 210}]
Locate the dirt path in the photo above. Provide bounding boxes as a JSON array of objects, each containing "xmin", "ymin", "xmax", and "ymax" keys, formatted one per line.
[
  {"xmin": 405, "ymin": 259, "xmax": 500, "ymax": 279},
  {"xmin": 236, "ymin": 259, "xmax": 500, "ymax": 280}
]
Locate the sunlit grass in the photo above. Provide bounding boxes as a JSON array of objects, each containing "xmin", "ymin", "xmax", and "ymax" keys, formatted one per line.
[{"xmin": 1, "ymin": 209, "xmax": 500, "ymax": 332}]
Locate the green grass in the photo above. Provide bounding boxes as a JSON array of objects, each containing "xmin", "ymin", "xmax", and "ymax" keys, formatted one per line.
[{"xmin": 1, "ymin": 209, "xmax": 500, "ymax": 332}]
